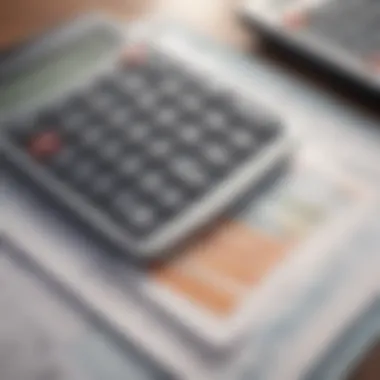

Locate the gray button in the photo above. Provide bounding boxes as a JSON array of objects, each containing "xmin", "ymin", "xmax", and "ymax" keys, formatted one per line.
[
  {"xmin": 161, "ymin": 188, "xmax": 183, "ymax": 208},
  {"xmin": 150, "ymin": 140, "xmax": 171, "ymax": 159},
  {"xmin": 115, "ymin": 194, "xmax": 155, "ymax": 228},
  {"xmin": 180, "ymin": 125, "xmax": 201, "ymax": 144},
  {"xmin": 130, "ymin": 205, "xmax": 155, "ymax": 228},
  {"xmin": 91, "ymin": 174, "xmax": 115, "ymax": 196},
  {"xmin": 100, "ymin": 141, "xmax": 124, "ymax": 162},
  {"xmin": 111, "ymin": 109, "xmax": 132, "ymax": 127},
  {"xmin": 140, "ymin": 172, "xmax": 164, "ymax": 193},
  {"xmin": 81, "ymin": 127, "xmax": 103, "ymax": 146},
  {"xmin": 63, "ymin": 111, "xmax": 86, "ymax": 132},
  {"xmin": 124, "ymin": 75, "xmax": 145, "ymax": 92},
  {"xmin": 182, "ymin": 94, "xmax": 202, "ymax": 113},
  {"xmin": 157, "ymin": 108, "xmax": 178, "ymax": 126},
  {"xmin": 71, "ymin": 160, "xmax": 97, "ymax": 183},
  {"xmin": 232, "ymin": 130, "xmax": 255, "ymax": 150},
  {"xmin": 205, "ymin": 144, "xmax": 229, "ymax": 166},
  {"xmin": 160, "ymin": 79, "xmax": 181, "ymax": 97},
  {"xmin": 138, "ymin": 93, "xmax": 157, "ymax": 110},
  {"xmin": 114, "ymin": 193, "xmax": 155, "ymax": 228},
  {"xmin": 90, "ymin": 92, "xmax": 114, "ymax": 112},
  {"xmin": 51, "ymin": 146, "xmax": 77, "ymax": 169},
  {"xmin": 171, "ymin": 157, "xmax": 206, "ymax": 187},
  {"xmin": 205, "ymin": 111, "xmax": 226, "ymax": 131},
  {"xmin": 119, "ymin": 155, "xmax": 143, "ymax": 177},
  {"xmin": 113, "ymin": 192, "xmax": 135, "ymax": 210},
  {"xmin": 128, "ymin": 124, "xmax": 149, "ymax": 142}
]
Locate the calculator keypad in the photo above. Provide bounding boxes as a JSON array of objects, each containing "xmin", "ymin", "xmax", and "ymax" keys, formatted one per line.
[{"xmin": 6, "ymin": 46, "xmax": 281, "ymax": 247}]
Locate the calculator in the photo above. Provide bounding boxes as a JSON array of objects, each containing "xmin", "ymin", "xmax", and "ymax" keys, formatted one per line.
[
  {"xmin": 240, "ymin": 0, "xmax": 380, "ymax": 94},
  {"xmin": 0, "ymin": 15, "xmax": 292, "ymax": 261}
]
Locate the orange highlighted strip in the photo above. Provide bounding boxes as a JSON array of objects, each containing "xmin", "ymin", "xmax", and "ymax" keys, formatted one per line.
[
  {"xmin": 180, "ymin": 221, "xmax": 293, "ymax": 287},
  {"xmin": 155, "ymin": 265, "xmax": 239, "ymax": 316}
]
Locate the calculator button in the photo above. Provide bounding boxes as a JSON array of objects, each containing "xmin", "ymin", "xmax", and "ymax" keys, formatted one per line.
[
  {"xmin": 149, "ymin": 139, "xmax": 172, "ymax": 159},
  {"xmin": 98, "ymin": 140, "xmax": 125, "ymax": 163},
  {"xmin": 89, "ymin": 91, "xmax": 115, "ymax": 112},
  {"xmin": 90, "ymin": 173, "xmax": 116, "ymax": 198},
  {"xmin": 118, "ymin": 155, "xmax": 143, "ymax": 177},
  {"xmin": 68, "ymin": 160, "xmax": 98, "ymax": 186},
  {"xmin": 156, "ymin": 108, "xmax": 178, "ymax": 127},
  {"xmin": 140, "ymin": 172, "xmax": 164, "ymax": 193},
  {"xmin": 204, "ymin": 144, "xmax": 229, "ymax": 166},
  {"xmin": 367, "ymin": 53, "xmax": 380, "ymax": 72},
  {"xmin": 79, "ymin": 126, "xmax": 105, "ymax": 147},
  {"xmin": 231, "ymin": 130, "xmax": 256, "ymax": 150},
  {"xmin": 136, "ymin": 94, "xmax": 157, "ymax": 112},
  {"xmin": 61, "ymin": 111, "xmax": 87, "ymax": 133},
  {"xmin": 130, "ymin": 205, "xmax": 155, "ymax": 229},
  {"xmin": 204, "ymin": 111, "xmax": 227, "ymax": 132},
  {"xmin": 124, "ymin": 75, "xmax": 145, "ymax": 93},
  {"xmin": 182, "ymin": 93, "xmax": 203, "ymax": 113},
  {"xmin": 179, "ymin": 125, "xmax": 201, "ymax": 144},
  {"xmin": 48, "ymin": 147, "xmax": 80, "ymax": 179},
  {"xmin": 110, "ymin": 108, "xmax": 133, "ymax": 127},
  {"xmin": 160, "ymin": 79, "xmax": 181, "ymax": 98},
  {"xmin": 283, "ymin": 11, "xmax": 309, "ymax": 31},
  {"xmin": 160, "ymin": 187, "xmax": 184, "ymax": 209},
  {"xmin": 121, "ymin": 44, "xmax": 148, "ymax": 67},
  {"xmin": 37, "ymin": 110, "xmax": 59, "ymax": 129},
  {"xmin": 28, "ymin": 131, "xmax": 62, "ymax": 160},
  {"xmin": 113, "ymin": 193, "xmax": 155, "ymax": 231},
  {"xmin": 170, "ymin": 157, "xmax": 207, "ymax": 188},
  {"xmin": 128, "ymin": 123, "xmax": 150, "ymax": 143},
  {"xmin": 112, "ymin": 192, "xmax": 135, "ymax": 212},
  {"xmin": 50, "ymin": 145, "xmax": 78, "ymax": 166}
]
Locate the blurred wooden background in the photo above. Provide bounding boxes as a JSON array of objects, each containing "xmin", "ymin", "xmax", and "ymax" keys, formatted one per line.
[
  {"xmin": 0, "ymin": 0, "xmax": 249, "ymax": 50},
  {"xmin": 0, "ymin": 0, "xmax": 378, "ymax": 379}
]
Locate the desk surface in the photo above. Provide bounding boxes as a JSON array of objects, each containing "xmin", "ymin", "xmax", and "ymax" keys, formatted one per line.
[{"xmin": 0, "ymin": 1, "xmax": 378, "ymax": 379}]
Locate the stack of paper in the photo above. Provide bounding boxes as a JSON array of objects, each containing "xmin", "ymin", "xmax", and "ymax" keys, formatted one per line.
[{"xmin": 1, "ymin": 148, "xmax": 378, "ymax": 380}]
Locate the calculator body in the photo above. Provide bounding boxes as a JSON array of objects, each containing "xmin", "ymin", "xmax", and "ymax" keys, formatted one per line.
[
  {"xmin": 240, "ymin": 0, "xmax": 380, "ymax": 94},
  {"xmin": 0, "ymin": 15, "xmax": 292, "ymax": 261}
]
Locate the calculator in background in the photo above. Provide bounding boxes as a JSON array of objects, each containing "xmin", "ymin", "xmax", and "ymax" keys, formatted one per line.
[
  {"xmin": 0, "ymin": 15, "xmax": 292, "ymax": 262},
  {"xmin": 240, "ymin": 0, "xmax": 380, "ymax": 94}
]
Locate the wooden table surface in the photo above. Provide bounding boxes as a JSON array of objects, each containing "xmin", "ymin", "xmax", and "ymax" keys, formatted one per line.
[{"xmin": 0, "ymin": 1, "xmax": 378, "ymax": 379}]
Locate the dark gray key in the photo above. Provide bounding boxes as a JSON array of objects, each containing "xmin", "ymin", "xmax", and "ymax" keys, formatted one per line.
[
  {"xmin": 90, "ymin": 173, "xmax": 117, "ymax": 198},
  {"xmin": 170, "ymin": 156, "xmax": 208, "ymax": 189}
]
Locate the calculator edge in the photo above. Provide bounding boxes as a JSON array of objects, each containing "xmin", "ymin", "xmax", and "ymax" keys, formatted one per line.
[{"xmin": 238, "ymin": 1, "xmax": 380, "ymax": 96}]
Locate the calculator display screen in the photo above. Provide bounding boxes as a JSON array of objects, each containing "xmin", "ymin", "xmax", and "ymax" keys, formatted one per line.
[{"xmin": 0, "ymin": 30, "xmax": 118, "ymax": 114}]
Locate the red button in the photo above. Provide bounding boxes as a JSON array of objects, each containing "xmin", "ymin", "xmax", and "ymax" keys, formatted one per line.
[
  {"xmin": 121, "ymin": 44, "xmax": 148, "ymax": 67},
  {"xmin": 367, "ymin": 54, "xmax": 380, "ymax": 72},
  {"xmin": 283, "ymin": 11, "xmax": 308, "ymax": 30},
  {"xmin": 28, "ymin": 130, "xmax": 62, "ymax": 159}
]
